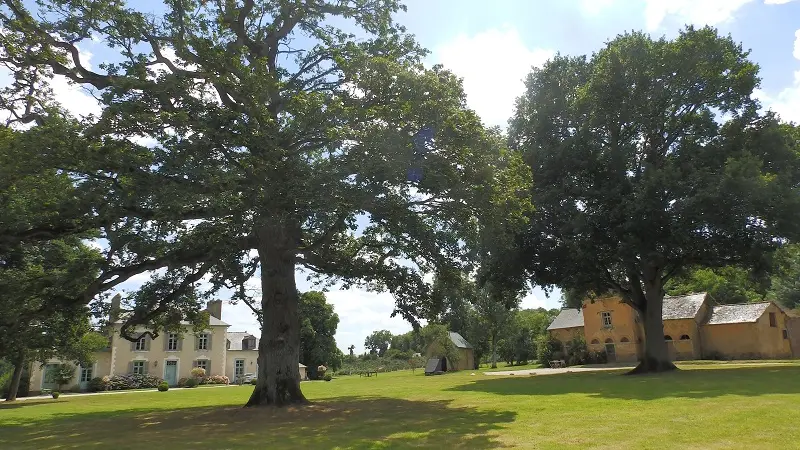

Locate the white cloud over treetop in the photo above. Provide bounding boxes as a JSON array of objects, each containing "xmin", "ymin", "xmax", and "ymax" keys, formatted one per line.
[{"xmin": 433, "ymin": 27, "xmax": 553, "ymax": 128}]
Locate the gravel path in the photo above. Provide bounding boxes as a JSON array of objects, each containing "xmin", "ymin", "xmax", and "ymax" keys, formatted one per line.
[{"xmin": 484, "ymin": 365, "xmax": 634, "ymax": 376}]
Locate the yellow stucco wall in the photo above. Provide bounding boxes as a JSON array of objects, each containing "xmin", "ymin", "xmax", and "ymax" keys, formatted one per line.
[
  {"xmin": 110, "ymin": 324, "xmax": 228, "ymax": 381},
  {"xmin": 663, "ymin": 319, "xmax": 701, "ymax": 360},
  {"xmin": 583, "ymin": 297, "xmax": 643, "ymax": 362},
  {"xmin": 424, "ymin": 343, "xmax": 474, "ymax": 371},
  {"xmin": 29, "ymin": 350, "xmax": 113, "ymax": 393},
  {"xmin": 224, "ymin": 350, "xmax": 309, "ymax": 381},
  {"xmin": 226, "ymin": 349, "xmax": 259, "ymax": 382},
  {"xmin": 701, "ymin": 304, "xmax": 793, "ymax": 359},
  {"xmin": 549, "ymin": 327, "xmax": 583, "ymax": 347},
  {"xmin": 29, "ymin": 324, "xmax": 229, "ymax": 391}
]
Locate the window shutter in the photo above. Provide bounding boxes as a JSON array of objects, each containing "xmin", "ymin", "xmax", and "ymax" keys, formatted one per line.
[
  {"xmin": 207, "ymin": 333, "xmax": 212, "ymax": 351},
  {"xmin": 177, "ymin": 337, "xmax": 183, "ymax": 351},
  {"xmin": 192, "ymin": 360, "xmax": 198, "ymax": 368},
  {"xmin": 195, "ymin": 335, "xmax": 199, "ymax": 351},
  {"xmin": 145, "ymin": 335, "xmax": 151, "ymax": 351},
  {"xmin": 143, "ymin": 361, "xmax": 149, "ymax": 375},
  {"xmin": 206, "ymin": 360, "xmax": 211, "ymax": 375},
  {"xmin": 128, "ymin": 362, "xmax": 133, "ymax": 374}
]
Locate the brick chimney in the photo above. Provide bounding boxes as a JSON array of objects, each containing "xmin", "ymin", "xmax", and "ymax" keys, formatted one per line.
[
  {"xmin": 207, "ymin": 300, "xmax": 223, "ymax": 320},
  {"xmin": 109, "ymin": 293, "xmax": 122, "ymax": 322}
]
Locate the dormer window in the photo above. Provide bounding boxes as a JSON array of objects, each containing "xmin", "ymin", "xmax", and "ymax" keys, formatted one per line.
[{"xmin": 243, "ymin": 336, "xmax": 256, "ymax": 350}]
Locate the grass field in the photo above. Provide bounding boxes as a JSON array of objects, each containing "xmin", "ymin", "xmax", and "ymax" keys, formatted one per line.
[{"xmin": 2, "ymin": 362, "xmax": 800, "ymax": 449}]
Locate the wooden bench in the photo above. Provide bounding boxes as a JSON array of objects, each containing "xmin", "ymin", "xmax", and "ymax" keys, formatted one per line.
[
  {"xmin": 359, "ymin": 371, "xmax": 378, "ymax": 377},
  {"xmin": 549, "ymin": 360, "xmax": 566, "ymax": 369}
]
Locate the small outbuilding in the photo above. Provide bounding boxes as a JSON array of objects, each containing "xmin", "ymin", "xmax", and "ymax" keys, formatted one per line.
[{"xmin": 424, "ymin": 331, "xmax": 475, "ymax": 373}]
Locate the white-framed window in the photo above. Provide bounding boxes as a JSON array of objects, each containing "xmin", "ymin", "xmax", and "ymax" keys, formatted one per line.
[
  {"xmin": 195, "ymin": 359, "xmax": 208, "ymax": 371},
  {"xmin": 234, "ymin": 359, "xmax": 245, "ymax": 379},
  {"xmin": 134, "ymin": 336, "xmax": 147, "ymax": 351},
  {"xmin": 601, "ymin": 311, "xmax": 612, "ymax": 328},
  {"xmin": 80, "ymin": 366, "xmax": 93, "ymax": 382},
  {"xmin": 198, "ymin": 333, "xmax": 209, "ymax": 350},
  {"xmin": 132, "ymin": 361, "xmax": 146, "ymax": 375},
  {"xmin": 167, "ymin": 333, "xmax": 179, "ymax": 351}
]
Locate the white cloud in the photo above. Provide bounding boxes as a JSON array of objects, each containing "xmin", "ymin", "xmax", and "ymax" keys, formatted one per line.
[
  {"xmin": 50, "ymin": 47, "xmax": 102, "ymax": 118},
  {"xmin": 219, "ymin": 287, "xmax": 414, "ymax": 355},
  {"xmin": 433, "ymin": 27, "xmax": 553, "ymax": 128},
  {"xmin": 520, "ymin": 287, "xmax": 550, "ymax": 309},
  {"xmin": 757, "ymin": 30, "xmax": 800, "ymax": 123},
  {"xmin": 580, "ymin": 0, "xmax": 619, "ymax": 16},
  {"xmin": 795, "ymin": 28, "xmax": 800, "ymax": 60},
  {"xmin": 579, "ymin": 0, "xmax": 797, "ymax": 31},
  {"xmin": 642, "ymin": 0, "xmax": 754, "ymax": 31},
  {"xmin": 757, "ymin": 71, "xmax": 800, "ymax": 123}
]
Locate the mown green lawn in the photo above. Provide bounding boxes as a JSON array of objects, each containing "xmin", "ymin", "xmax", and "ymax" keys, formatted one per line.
[{"xmin": 2, "ymin": 362, "xmax": 800, "ymax": 449}]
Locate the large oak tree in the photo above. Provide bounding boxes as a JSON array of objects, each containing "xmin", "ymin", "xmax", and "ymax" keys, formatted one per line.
[
  {"xmin": 508, "ymin": 27, "xmax": 800, "ymax": 373},
  {"xmin": 0, "ymin": 0, "xmax": 526, "ymax": 405}
]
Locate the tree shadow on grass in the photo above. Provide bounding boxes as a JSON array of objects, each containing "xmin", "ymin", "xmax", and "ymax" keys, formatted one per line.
[
  {"xmin": 0, "ymin": 399, "xmax": 59, "ymax": 409},
  {"xmin": 0, "ymin": 397, "xmax": 516, "ymax": 449},
  {"xmin": 448, "ymin": 365, "xmax": 800, "ymax": 400}
]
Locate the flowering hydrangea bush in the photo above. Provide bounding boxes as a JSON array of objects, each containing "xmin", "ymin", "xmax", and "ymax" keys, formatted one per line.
[
  {"xmin": 104, "ymin": 374, "xmax": 164, "ymax": 390},
  {"xmin": 202, "ymin": 375, "xmax": 229, "ymax": 385}
]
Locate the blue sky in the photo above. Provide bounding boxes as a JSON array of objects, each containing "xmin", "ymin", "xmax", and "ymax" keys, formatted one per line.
[{"xmin": 6, "ymin": 0, "xmax": 800, "ymax": 353}]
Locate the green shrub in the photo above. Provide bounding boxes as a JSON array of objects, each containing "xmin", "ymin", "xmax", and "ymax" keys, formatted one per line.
[
  {"xmin": 53, "ymin": 364, "xmax": 76, "ymax": 391},
  {"xmin": 587, "ymin": 350, "xmax": 608, "ymax": 364},
  {"xmin": 177, "ymin": 377, "xmax": 188, "ymax": 387},
  {"xmin": 536, "ymin": 335, "xmax": 563, "ymax": 365},
  {"xmin": 566, "ymin": 336, "xmax": 589, "ymax": 366},
  {"xmin": 107, "ymin": 374, "xmax": 163, "ymax": 390},
  {"xmin": 88, "ymin": 377, "xmax": 107, "ymax": 392},
  {"xmin": 51, "ymin": 391, "xmax": 60, "ymax": 399},
  {"xmin": 0, "ymin": 367, "xmax": 31, "ymax": 398},
  {"xmin": 323, "ymin": 374, "xmax": 332, "ymax": 382},
  {"xmin": 184, "ymin": 377, "xmax": 199, "ymax": 388},
  {"xmin": 250, "ymin": 378, "xmax": 257, "ymax": 385},
  {"xmin": 157, "ymin": 382, "xmax": 169, "ymax": 392}
]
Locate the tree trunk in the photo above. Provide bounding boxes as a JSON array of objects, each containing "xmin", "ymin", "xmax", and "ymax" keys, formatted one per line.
[
  {"xmin": 490, "ymin": 331, "xmax": 498, "ymax": 369},
  {"xmin": 5, "ymin": 352, "xmax": 25, "ymax": 401},
  {"xmin": 628, "ymin": 285, "xmax": 677, "ymax": 375},
  {"xmin": 245, "ymin": 220, "xmax": 308, "ymax": 407}
]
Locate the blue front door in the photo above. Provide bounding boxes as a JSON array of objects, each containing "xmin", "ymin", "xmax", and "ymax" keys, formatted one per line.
[{"xmin": 165, "ymin": 360, "xmax": 178, "ymax": 386}]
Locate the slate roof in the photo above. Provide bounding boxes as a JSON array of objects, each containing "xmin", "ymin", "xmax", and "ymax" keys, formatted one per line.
[
  {"xmin": 449, "ymin": 331, "xmax": 473, "ymax": 349},
  {"xmin": 226, "ymin": 331, "xmax": 258, "ymax": 350},
  {"xmin": 662, "ymin": 293, "xmax": 707, "ymax": 320},
  {"xmin": 113, "ymin": 316, "xmax": 229, "ymax": 327},
  {"xmin": 547, "ymin": 308, "xmax": 585, "ymax": 330},
  {"xmin": 707, "ymin": 302, "xmax": 771, "ymax": 325}
]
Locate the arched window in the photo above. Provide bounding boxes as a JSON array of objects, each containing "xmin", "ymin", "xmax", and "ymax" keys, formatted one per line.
[
  {"xmin": 604, "ymin": 338, "xmax": 614, "ymax": 344},
  {"xmin": 664, "ymin": 335, "xmax": 673, "ymax": 341},
  {"xmin": 680, "ymin": 335, "xmax": 691, "ymax": 340},
  {"xmin": 590, "ymin": 339, "xmax": 600, "ymax": 345},
  {"xmin": 620, "ymin": 337, "xmax": 630, "ymax": 343}
]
